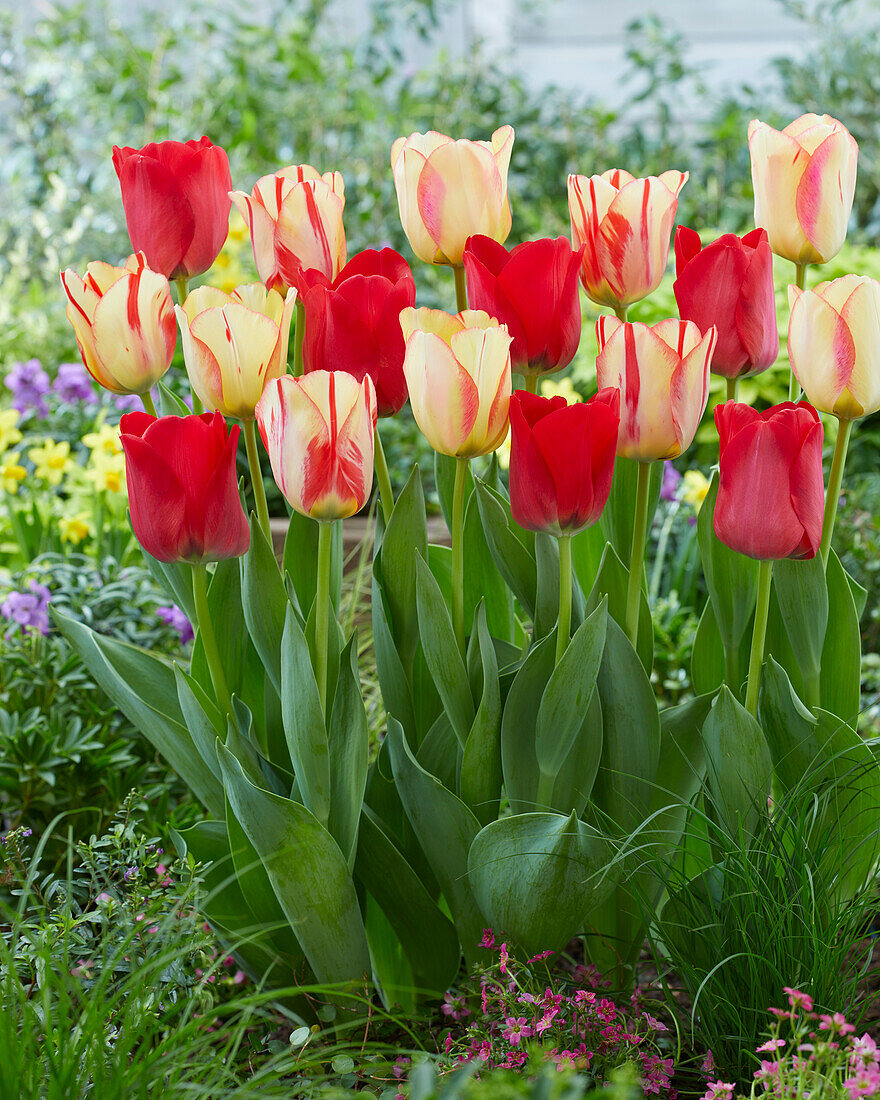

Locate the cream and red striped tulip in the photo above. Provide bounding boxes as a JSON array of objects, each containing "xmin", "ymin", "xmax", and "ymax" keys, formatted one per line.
[
  {"xmin": 595, "ymin": 316, "xmax": 716, "ymax": 461},
  {"xmin": 391, "ymin": 126, "xmax": 514, "ymax": 266},
  {"xmin": 255, "ymin": 370, "xmax": 377, "ymax": 521},
  {"xmin": 400, "ymin": 307, "xmax": 512, "ymax": 457},
  {"xmin": 175, "ymin": 283, "xmax": 296, "ymax": 420},
  {"xmin": 567, "ymin": 169, "xmax": 688, "ymax": 310},
  {"xmin": 788, "ymin": 274, "xmax": 880, "ymax": 420},
  {"xmin": 60, "ymin": 252, "xmax": 176, "ymax": 396},
  {"xmin": 748, "ymin": 113, "xmax": 858, "ymax": 265},
  {"xmin": 230, "ymin": 165, "xmax": 346, "ymax": 293}
]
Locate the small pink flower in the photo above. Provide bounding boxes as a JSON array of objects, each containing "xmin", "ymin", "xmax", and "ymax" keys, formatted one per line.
[
  {"xmin": 499, "ymin": 943, "xmax": 509, "ymax": 975},
  {"xmin": 502, "ymin": 1016, "xmax": 532, "ymax": 1045},
  {"xmin": 480, "ymin": 929, "xmax": 496, "ymax": 950},
  {"xmin": 844, "ymin": 1067, "xmax": 880, "ymax": 1100},
  {"xmin": 392, "ymin": 1056, "xmax": 411, "ymax": 1080},
  {"xmin": 701, "ymin": 1083, "xmax": 735, "ymax": 1100},
  {"xmin": 853, "ymin": 1034, "xmax": 879, "ymax": 1065},
  {"xmin": 233, "ymin": 969, "xmax": 246, "ymax": 984},
  {"xmin": 597, "ymin": 998, "xmax": 618, "ymax": 1023},
  {"xmin": 820, "ymin": 1012, "xmax": 855, "ymax": 1035},
  {"xmin": 644, "ymin": 1012, "xmax": 669, "ymax": 1032},
  {"xmin": 756, "ymin": 1038, "xmax": 786, "ymax": 1053},
  {"xmin": 783, "ymin": 987, "xmax": 814, "ymax": 1012},
  {"xmin": 701, "ymin": 1049, "xmax": 716, "ymax": 1075},
  {"xmin": 535, "ymin": 1007, "xmax": 559, "ymax": 1036},
  {"xmin": 526, "ymin": 950, "xmax": 554, "ymax": 964}
]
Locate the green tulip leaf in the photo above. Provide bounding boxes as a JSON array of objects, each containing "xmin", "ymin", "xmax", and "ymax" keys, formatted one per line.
[
  {"xmin": 585, "ymin": 542, "xmax": 653, "ymax": 675},
  {"xmin": 501, "ymin": 633, "xmax": 556, "ymax": 813},
  {"xmin": 600, "ymin": 457, "xmax": 662, "ymax": 563},
  {"xmin": 468, "ymin": 811, "xmax": 616, "ymax": 955},
  {"xmin": 280, "ymin": 601, "xmax": 330, "ymax": 826},
  {"xmin": 240, "ymin": 512, "xmax": 288, "ymax": 697},
  {"xmin": 217, "ymin": 742, "xmax": 370, "ymax": 986},
  {"xmin": 282, "ymin": 509, "xmax": 343, "ymax": 616},
  {"xmin": 697, "ymin": 473, "xmax": 759, "ymax": 650},
  {"xmin": 701, "ymin": 685, "xmax": 771, "ymax": 840},
  {"xmin": 327, "ymin": 636, "xmax": 369, "ymax": 870},
  {"xmin": 379, "ymin": 464, "xmax": 427, "ymax": 666},
  {"xmin": 535, "ymin": 599, "xmax": 607, "ymax": 786},
  {"xmin": 53, "ymin": 608, "xmax": 224, "ymax": 817},
  {"xmin": 773, "ymin": 555, "xmax": 828, "ymax": 690},
  {"xmin": 460, "ymin": 603, "xmax": 502, "ymax": 826},
  {"xmin": 820, "ymin": 550, "xmax": 861, "ymax": 722},
  {"xmin": 463, "ymin": 491, "xmax": 515, "ymax": 643},
  {"xmin": 370, "ymin": 568, "xmax": 417, "ymax": 743},
  {"xmin": 385, "ymin": 718, "xmax": 485, "ymax": 964},
  {"xmin": 473, "ymin": 479, "xmax": 538, "ymax": 618}
]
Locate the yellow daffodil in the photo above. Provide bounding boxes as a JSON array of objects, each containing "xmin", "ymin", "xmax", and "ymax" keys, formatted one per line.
[
  {"xmin": 681, "ymin": 469, "xmax": 711, "ymax": 513},
  {"xmin": 0, "ymin": 409, "xmax": 22, "ymax": 455},
  {"xmin": 0, "ymin": 452, "xmax": 27, "ymax": 494},
  {"xmin": 29, "ymin": 440, "xmax": 73, "ymax": 486},
  {"xmin": 82, "ymin": 421, "xmax": 122, "ymax": 456},
  {"xmin": 60, "ymin": 513, "xmax": 91, "ymax": 545},
  {"xmin": 85, "ymin": 451, "xmax": 126, "ymax": 495}
]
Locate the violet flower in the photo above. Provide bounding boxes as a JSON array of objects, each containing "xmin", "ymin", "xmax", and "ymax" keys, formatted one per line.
[
  {"xmin": 54, "ymin": 362, "xmax": 97, "ymax": 405},
  {"xmin": 156, "ymin": 604, "xmax": 195, "ymax": 645},
  {"xmin": 1, "ymin": 582, "xmax": 52, "ymax": 636},
  {"xmin": 5, "ymin": 359, "xmax": 51, "ymax": 418}
]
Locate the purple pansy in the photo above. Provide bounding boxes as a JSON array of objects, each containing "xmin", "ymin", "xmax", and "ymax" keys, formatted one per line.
[
  {"xmin": 5, "ymin": 359, "xmax": 51, "ymax": 418},
  {"xmin": 1, "ymin": 582, "xmax": 52, "ymax": 636}
]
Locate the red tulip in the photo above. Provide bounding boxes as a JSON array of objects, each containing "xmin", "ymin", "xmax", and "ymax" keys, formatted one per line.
[
  {"xmin": 462, "ymin": 235, "xmax": 583, "ymax": 377},
  {"xmin": 302, "ymin": 248, "xmax": 416, "ymax": 417},
  {"xmin": 509, "ymin": 388, "xmax": 620, "ymax": 536},
  {"xmin": 120, "ymin": 410, "xmax": 250, "ymax": 563},
  {"xmin": 112, "ymin": 138, "xmax": 232, "ymax": 281},
  {"xmin": 673, "ymin": 227, "xmax": 779, "ymax": 380},
  {"xmin": 714, "ymin": 401, "xmax": 824, "ymax": 561}
]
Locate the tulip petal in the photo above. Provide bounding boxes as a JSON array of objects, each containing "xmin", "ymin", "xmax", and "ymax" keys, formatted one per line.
[
  {"xmin": 121, "ymin": 432, "xmax": 189, "ymax": 562},
  {"xmin": 787, "ymin": 287, "xmax": 856, "ymax": 414},
  {"xmin": 417, "ymin": 140, "xmax": 506, "ymax": 265},
  {"xmin": 403, "ymin": 331, "xmax": 480, "ymax": 456},
  {"xmin": 787, "ymin": 415, "xmax": 824, "ymax": 558},
  {"xmin": 199, "ymin": 422, "xmax": 251, "ymax": 559},
  {"xmin": 749, "ymin": 120, "xmax": 814, "ymax": 263},
  {"xmin": 115, "ymin": 151, "xmax": 195, "ymax": 278},
  {"xmin": 796, "ymin": 130, "xmax": 858, "ymax": 263},
  {"xmin": 90, "ymin": 266, "xmax": 176, "ymax": 393},
  {"xmin": 187, "ymin": 302, "xmax": 281, "ymax": 418},
  {"xmin": 673, "ymin": 241, "xmax": 751, "ymax": 375},
  {"xmin": 673, "ymin": 225, "xmax": 703, "ymax": 278},
  {"xmin": 231, "ymin": 189, "xmax": 280, "ymax": 287},
  {"xmin": 275, "ymin": 180, "xmax": 346, "ymax": 284},
  {"xmin": 735, "ymin": 233, "xmax": 779, "ymax": 375},
  {"xmin": 395, "ymin": 147, "xmax": 439, "ymax": 264},
  {"xmin": 836, "ymin": 278, "xmax": 880, "ymax": 418}
]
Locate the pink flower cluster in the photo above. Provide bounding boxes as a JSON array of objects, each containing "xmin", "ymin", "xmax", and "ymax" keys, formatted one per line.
[
  {"xmin": 701, "ymin": 989, "xmax": 879, "ymax": 1100},
  {"xmin": 442, "ymin": 931, "xmax": 676, "ymax": 1095}
]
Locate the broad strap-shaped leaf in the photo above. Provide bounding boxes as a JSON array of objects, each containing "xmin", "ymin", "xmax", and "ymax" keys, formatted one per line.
[
  {"xmin": 547, "ymin": 690, "xmax": 603, "ymax": 817},
  {"xmin": 474, "ymin": 479, "xmax": 537, "ymax": 618},
  {"xmin": 370, "ymin": 569, "xmax": 417, "ymax": 743},
  {"xmin": 592, "ymin": 616, "xmax": 661, "ymax": 835},
  {"xmin": 414, "ymin": 553, "xmax": 475, "ymax": 747},
  {"xmin": 468, "ymin": 811, "xmax": 617, "ymax": 955},
  {"xmin": 280, "ymin": 601, "xmax": 330, "ymax": 826},
  {"xmin": 53, "ymin": 608, "xmax": 224, "ymax": 817},
  {"xmin": 535, "ymin": 599, "xmax": 607, "ymax": 786},
  {"xmin": 175, "ymin": 665, "xmax": 224, "ymax": 779},
  {"xmin": 600, "ymin": 456, "xmax": 662, "ymax": 563},
  {"xmin": 463, "ymin": 490, "xmax": 515, "ymax": 643},
  {"xmin": 217, "ymin": 743, "xmax": 370, "ymax": 986},
  {"xmin": 385, "ymin": 719, "xmax": 485, "ymax": 964},
  {"xmin": 379, "ymin": 464, "xmax": 427, "ymax": 666},
  {"xmin": 355, "ymin": 808, "xmax": 460, "ymax": 995},
  {"xmin": 534, "ymin": 531, "xmax": 560, "ymax": 640},
  {"xmin": 139, "ymin": 548, "xmax": 197, "ymax": 623},
  {"xmin": 240, "ymin": 512, "xmax": 289, "ymax": 696},
  {"xmin": 586, "ymin": 542, "xmax": 653, "ymax": 675},
  {"xmin": 282, "ymin": 508, "xmax": 343, "ymax": 616},
  {"xmin": 697, "ymin": 473, "xmax": 759, "ymax": 650},
  {"xmin": 701, "ymin": 686, "xmax": 771, "ymax": 840},
  {"xmin": 501, "ymin": 633, "xmax": 556, "ymax": 813},
  {"xmin": 820, "ymin": 550, "xmax": 861, "ymax": 722},
  {"xmin": 460, "ymin": 603, "xmax": 502, "ymax": 826},
  {"xmin": 328, "ymin": 636, "xmax": 369, "ymax": 870},
  {"xmin": 773, "ymin": 555, "xmax": 828, "ymax": 691}
]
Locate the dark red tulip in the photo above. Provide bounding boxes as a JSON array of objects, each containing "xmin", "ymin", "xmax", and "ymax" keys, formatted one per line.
[
  {"xmin": 714, "ymin": 401, "xmax": 824, "ymax": 561},
  {"xmin": 509, "ymin": 388, "xmax": 620, "ymax": 536},
  {"xmin": 673, "ymin": 226, "xmax": 779, "ymax": 380},
  {"xmin": 112, "ymin": 138, "xmax": 232, "ymax": 281},
  {"xmin": 463, "ymin": 235, "xmax": 583, "ymax": 376},
  {"xmin": 120, "ymin": 410, "xmax": 250, "ymax": 564},
  {"xmin": 302, "ymin": 248, "xmax": 416, "ymax": 417}
]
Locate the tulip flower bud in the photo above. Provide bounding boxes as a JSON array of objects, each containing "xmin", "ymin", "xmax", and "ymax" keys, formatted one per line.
[
  {"xmin": 112, "ymin": 138, "xmax": 232, "ymax": 281},
  {"xmin": 673, "ymin": 226, "xmax": 779, "ymax": 380},
  {"xmin": 714, "ymin": 401, "xmax": 824, "ymax": 561},
  {"xmin": 509, "ymin": 388, "xmax": 620, "ymax": 536},
  {"xmin": 568, "ymin": 169, "xmax": 688, "ymax": 310},
  {"xmin": 748, "ymin": 113, "xmax": 858, "ymax": 265},
  {"xmin": 400, "ymin": 307, "xmax": 512, "ymax": 458},
  {"xmin": 120, "ymin": 410, "xmax": 250, "ymax": 564},
  {"xmin": 596, "ymin": 316, "xmax": 716, "ymax": 461},
  {"xmin": 302, "ymin": 248, "xmax": 416, "ymax": 417},
  {"xmin": 391, "ymin": 127, "xmax": 514, "ymax": 266},
  {"xmin": 230, "ymin": 165, "xmax": 346, "ymax": 294},
  {"xmin": 175, "ymin": 283, "xmax": 296, "ymax": 420},
  {"xmin": 787, "ymin": 274, "xmax": 880, "ymax": 420},
  {"xmin": 256, "ymin": 371, "xmax": 377, "ymax": 522},
  {"xmin": 463, "ymin": 235, "xmax": 583, "ymax": 377},
  {"xmin": 60, "ymin": 253, "xmax": 176, "ymax": 396}
]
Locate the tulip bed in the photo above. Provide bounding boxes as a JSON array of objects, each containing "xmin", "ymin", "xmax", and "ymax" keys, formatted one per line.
[{"xmin": 2, "ymin": 102, "xmax": 880, "ymax": 1099}]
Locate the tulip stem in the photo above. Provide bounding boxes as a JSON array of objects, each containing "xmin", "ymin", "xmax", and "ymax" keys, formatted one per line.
[
  {"xmin": 316, "ymin": 520, "xmax": 334, "ymax": 716},
  {"xmin": 192, "ymin": 562, "xmax": 233, "ymax": 720},
  {"xmin": 373, "ymin": 427, "xmax": 394, "ymax": 526},
  {"xmin": 789, "ymin": 264, "xmax": 808, "ymax": 402},
  {"xmin": 451, "ymin": 456, "xmax": 469, "ymax": 656},
  {"xmin": 556, "ymin": 534, "xmax": 572, "ymax": 666},
  {"xmin": 453, "ymin": 265, "xmax": 468, "ymax": 313},
  {"xmin": 625, "ymin": 461, "xmax": 651, "ymax": 650},
  {"xmin": 614, "ymin": 305, "xmax": 628, "ymax": 323},
  {"xmin": 141, "ymin": 389, "xmax": 158, "ymax": 418},
  {"xmin": 524, "ymin": 375, "xmax": 539, "ymax": 395},
  {"xmin": 820, "ymin": 417, "xmax": 852, "ymax": 565},
  {"xmin": 293, "ymin": 298, "xmax": 306, "ymax": 378},
  {"xmin": 243, "ymin": 418, "xmax": 271, "ymax": 542},
  {"xmin": 726, "ymin": 378, "xmax": 738, "ymax": 403},
  {"xmin": 745, "ymin": 559, "xmax": 773, "ymax": 718}
]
